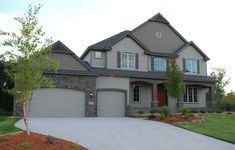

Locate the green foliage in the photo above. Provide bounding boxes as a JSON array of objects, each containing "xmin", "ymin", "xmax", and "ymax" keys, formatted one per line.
[
  {"xmin": 21, "ymin": 141, "xmax": 32, "ymax": 148},
  {"xmin": 70, "ymin": 143, "xmax": 81, "ymax": 149},
  {"xmin": 160, "ymin": 115, "xmax": 164, "ymax": 120},
  {"xmin": 224, "ymin": 91, "xmax": 235, "ymax": 105},
  {"xmin": 200, "ymin": 110, "xmax": 206, "ymax": 113},
  {"xmin": 180, "ymin": 107, "xmax": 189, "ymax": 116},
  {"xmin": 190, "ymin": 110, "xmax": 199, "ymax": 113},
  {"xmin": 0, "ymin": 4, "xmax": 59, "ymax": 103},
  {"xmin": 138, "ymin": 110, "xmax": 144, "ymax": 114},
  {"xmin": 165, "ymin": 58, "xmax": 185, "ymax": 100},
  {"xmin": 0, "ymin": 116, "xmax": 21, "ymax": 134},
  {"xmin": 150, "ymin": 109, "xmax": 157, "ymax": 114},
  {"xmin": 169, "ymin": 118, "xmax": 177, "ymax": 122},
  {"xmin": 177, "ymin": 114, "xmax": 235, "ymax": 144},
  {"xmin": 216, "ymin": 109, "xmax": 222, "ymax": 113},
  {"xmin": 210, "ymin": 68, "xmax": 230, "ymax": 107},
  {"xmin": 148, "ymin": 115, "xmax": 156, "ymax": 119},
  {"xmin": 159, "ymin": 106, "xmax": 170, "ymax": 118}
]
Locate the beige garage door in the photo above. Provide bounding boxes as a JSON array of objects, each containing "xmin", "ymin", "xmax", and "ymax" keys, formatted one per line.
[
  {"xmin": 29, "ymin": 88, "xmax": 85, "ymax": 117},
  {"xmin": 97, "ymin": 90, "xmax": 125, "ymax": 117}
]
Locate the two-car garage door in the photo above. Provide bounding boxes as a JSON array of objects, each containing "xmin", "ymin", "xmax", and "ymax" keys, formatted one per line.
[
  {"xmin": 29, "ymin": 88, "xmax": 85, "ymax": 117},
  {"xmin": 29, "ymin": 88, "xmax": 126, "ymax": 117}
]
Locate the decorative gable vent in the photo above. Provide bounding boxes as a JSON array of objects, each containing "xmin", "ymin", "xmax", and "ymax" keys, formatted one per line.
[{"xmin": 155, "ymin": 32, "xmax": 162, "ymax": 39}]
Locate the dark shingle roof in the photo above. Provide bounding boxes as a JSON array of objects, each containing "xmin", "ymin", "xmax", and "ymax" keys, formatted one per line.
[
  {"xmin": 88, "ymin": 30, "xmax": 130, "ymax": 50},
  {"xmin": 93, "ymin": 67, "xmax": 215, "ymax": 83}
]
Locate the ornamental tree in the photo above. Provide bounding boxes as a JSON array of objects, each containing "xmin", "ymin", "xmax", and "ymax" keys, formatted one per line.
[
  {"xmin": 0, "ymin": 5, "xmax": 59, "ymax": 135},
  {"xmin": 165, "ymin": 58, "xmax": 185, "ymax": 102}
]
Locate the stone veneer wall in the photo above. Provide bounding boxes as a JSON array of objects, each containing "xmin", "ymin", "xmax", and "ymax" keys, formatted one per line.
[{"xmin": 14, "ymin": 74, "xmax": 97, "ymax": 117}]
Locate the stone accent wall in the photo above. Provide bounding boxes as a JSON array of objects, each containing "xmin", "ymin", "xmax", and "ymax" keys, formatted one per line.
[{"xmin": 14, "ymin": 74, "xmax": 97, "ymax": 117}]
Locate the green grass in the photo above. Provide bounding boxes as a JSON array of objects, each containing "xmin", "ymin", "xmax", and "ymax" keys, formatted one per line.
[
  {"xmin": 177, "ymin": 113, "xmax": 235, "ymax": 144},
  {"xmin": 0, "ymin": 116, "xmax": 21, "ymax": 135}
]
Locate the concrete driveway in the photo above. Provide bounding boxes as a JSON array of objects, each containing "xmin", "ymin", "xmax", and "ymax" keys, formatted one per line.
[{"xmin": 16, "ymin": 117, "xmax": 235, "ymax": 150}]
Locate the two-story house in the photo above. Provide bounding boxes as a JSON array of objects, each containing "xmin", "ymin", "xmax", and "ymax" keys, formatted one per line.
[{"xmin": 14, "ymin": 13, "xmax": 215, "ymax": 117}]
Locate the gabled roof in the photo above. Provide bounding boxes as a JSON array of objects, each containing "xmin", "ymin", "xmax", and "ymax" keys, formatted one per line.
[
  {"xmin": 51, "ymin": 40, "xmax": 94, "ymax": 72},
  {"xmin": 173, "ymin": 41, "xmax": 210, "ymax": 61},
  {"xmin": 132, "ymin": 13, "xmax": 188, "ymax": 43},
  {"xmin": 81, "ymin": 31, "xmax": 153, "ymax": 59}
]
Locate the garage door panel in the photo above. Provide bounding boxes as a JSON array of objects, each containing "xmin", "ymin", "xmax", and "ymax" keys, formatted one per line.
[
  {"xmin": 29, "ymin": 88, "xmax": 85, "ymax": 117},
  {"xmin": 98, "ymin": 91, "xmax": 125, "ymax": 117}
]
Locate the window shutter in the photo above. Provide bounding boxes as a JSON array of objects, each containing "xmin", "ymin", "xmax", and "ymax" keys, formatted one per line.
[
  {"xmin": 166, "ymin": 59, "xmax": 169, "ymax": 70},
  {"xmin": 151, "ymin": 57, "xmax": 154, "ymax": 71},
  {"xmin": 183, "ymin": 58, "xmax": 186, "ymax": 72},
  {"xmin": 135, "ymin": 53, "xmax": 139, "ymax": 69},
  {"xmin": 197, "ymin": 60, "xmax": 200, "ymax": 74},
  {"xmin": 117, "ymin": 51, "xmax": 121, "ymax": 68}
]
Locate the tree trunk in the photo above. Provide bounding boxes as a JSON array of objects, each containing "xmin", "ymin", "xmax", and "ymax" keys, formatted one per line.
[{"xmin": 23, "ymin": 101, "xmax": 30, "ymax": 135}]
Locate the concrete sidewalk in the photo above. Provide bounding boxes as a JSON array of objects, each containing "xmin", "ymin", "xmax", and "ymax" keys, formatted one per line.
[{"xmin": 16, "ymin": 117, "xmax": 235, "ymax": 150}]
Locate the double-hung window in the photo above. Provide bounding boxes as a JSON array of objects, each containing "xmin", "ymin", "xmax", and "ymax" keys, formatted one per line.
[
  {"xmin": 183, "ymin": 87, "xmax": 198, "ymax": 103},
  {"xmin": 133, "ymin": 84, "xmax": 140, "ymax": 102},
  {"xmin": 186, "ymin": 59, "xmax": 197, "ymax": 74},
  {"xmin": 121, "ymin": 53, "xmax": 135, "ymax": 69},
  {"xmin": 154, "ymin": 58, "xmax": 166, "ymax": 71}
]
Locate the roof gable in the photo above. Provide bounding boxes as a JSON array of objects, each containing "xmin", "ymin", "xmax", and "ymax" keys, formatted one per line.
[
  {"xmin": 173, "ymin": 41, "xmax": 210, "ymax": 61},
  {"xmin": 50, "ymin": 41, "xmax": 94, "ymax": 71}
]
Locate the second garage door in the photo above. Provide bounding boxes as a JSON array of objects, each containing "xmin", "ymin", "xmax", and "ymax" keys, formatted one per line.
[
  {"xmin": 97, "ymin": 90, "xmax": 126, "ymax": 117},
  {"xmin": 29, "ymin": 88, "xmax": 85, "ymax": 117}
]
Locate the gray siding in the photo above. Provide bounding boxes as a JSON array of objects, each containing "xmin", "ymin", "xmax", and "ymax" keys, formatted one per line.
[
  {"xmin": 96, "ymin": 77, "xmax": 130, "ymax": 104},
  {"xmin": 90, "ymin": 51, "xmax": 106, "ymax": 68},
  {"xmin": 48, "ymin": 53, "xmax": 87, "ymax": 70},
  {"xmin": 132, "ymin": 21, "xmax": 185, "ymax": 53},
  {"xmin": 107, "ymin": 37, "xmax": 148, "ymax": 71},
  {"xmin": 130, "ymin": 84, "xmax": 152, "ymax": 108},
  {"xmin": 176, "ymin": 45, "xmax": 207, "ymax": 76},
  {"xmin": 83, "ymin": 51, "xmax": 91, "ymax": 64}
]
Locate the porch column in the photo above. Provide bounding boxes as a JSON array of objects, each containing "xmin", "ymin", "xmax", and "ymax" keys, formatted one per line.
[{"xmin": 151, "ymin": 83, "xmax": 158, "ymax": 109}]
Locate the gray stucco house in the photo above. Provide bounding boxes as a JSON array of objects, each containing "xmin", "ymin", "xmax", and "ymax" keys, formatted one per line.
[{"xmin": 14, "ymin": 13, "xmax": 215, "ymax": 117}]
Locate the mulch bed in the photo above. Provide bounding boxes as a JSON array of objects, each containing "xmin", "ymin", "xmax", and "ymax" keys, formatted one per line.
[
  {"xmin": 0, "ymin": 132, "xmax": 88, "ymax": 150},
  {"xmin": 147, "ymin": 114, "xmax": 203, "ymax": 124}
]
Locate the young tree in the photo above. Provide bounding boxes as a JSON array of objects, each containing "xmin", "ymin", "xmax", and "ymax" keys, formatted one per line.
[
  {"xmin": 0, "ymin": 5, "xmax": 59, "ymax": 135},
  {"xmin": 224, "ymin": 91, "xmax": 235, "ymax": 106},
  {"xmin": 165, "ymin": 58, "xmax": 185, "ymax": 107},
  {"xmin": 210, "ymin": 68, "xmax": 230, "ymax": 108}
]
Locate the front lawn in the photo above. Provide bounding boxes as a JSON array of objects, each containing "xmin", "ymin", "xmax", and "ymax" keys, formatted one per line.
[
  {"xmin": 177, "ymin": 113, "xmax": 235, "ymax": 144},
  {"xmin": 0, "ymin": 116, "xmax": 21, "ymax": 135}
]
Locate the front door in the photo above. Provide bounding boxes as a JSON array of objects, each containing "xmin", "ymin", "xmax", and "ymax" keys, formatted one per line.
[{"xmin": 157, "ymin": 84, "xmax": 165, "ymax": 107}]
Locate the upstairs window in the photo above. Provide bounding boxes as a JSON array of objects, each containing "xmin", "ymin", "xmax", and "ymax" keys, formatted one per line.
[
  {"xmin": 94, "ymin": 51, "xmax": 102, "ymax": 59},
  {"xmin": 121, "ymin": 52, "xmax": 135, "ymax": 69},
  {"xmin": 186, "ymin": 59, "xmax": 197, "ymax": 74},
  {"xmin": 154, "ymin": 58, "xmax": 166, "ymax": 71},
  {"xmin": 155, "ymin": 32, "xmax": 162, "ymax": 39},
  {"xmin": 133, "ymin": 84, "xmax": 140, "ymax": 102},
  {"xmin": 183, "ymin": 87, "xmax": 198, "ymax": 103}
]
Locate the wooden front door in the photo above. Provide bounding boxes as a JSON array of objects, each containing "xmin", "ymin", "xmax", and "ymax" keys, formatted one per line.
[{"xmin": 157, "ymin": 85, "xmax": 165, "ymax": 107}]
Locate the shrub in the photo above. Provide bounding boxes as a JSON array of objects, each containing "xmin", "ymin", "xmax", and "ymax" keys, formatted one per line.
[
  {"xmin": 138, "ymin": 110, "xmax": 144, "ymax": 114},
  {"xmin": 0, "ymin": 136, "xmax": 7, "ymax": 143},
  {"xmin": 160, "ymin": 115, "xmax": 164, "ymax": 120},
  {"xmin": 180, "ymin": 107, "xmax": 189, "ymax": 116},
  {"xmin": 150, "ymin": 109, "xmax": 158, "ymax": 114},
  {"xmin": 169, "ymin": 118, "xmax": 177, "ymax": 122},
  {"xmin": 21, "ymin": 141, "xmax": 32, "ymax": 148},
  {"xmin": 70, "ymin": 143, "xmax": 81, "ymax": 149},
  {"xmin": 159, "ymin": 106, "xmax": 170, "ymax": 118},
  {"xmin": 226, "ymin": 112, "xmax": 232, "ymax": 114},
  {"xmin": 148, "ymin": 115, "xmax": 156, "ymax": 119},
  {"xmin": 200, "ymin": 110, "xmax": 206, "ymax": 113},
  {"xmin": 190, "ymin": 110, "xmax": 198, "ymax": 113},
  {"xmin": 207, "ymin": 110, "xmax": 214, "ymax": 113},
  {"xmin": 216, "ymin": 109, "xmax": 222, "ymax": 113}
]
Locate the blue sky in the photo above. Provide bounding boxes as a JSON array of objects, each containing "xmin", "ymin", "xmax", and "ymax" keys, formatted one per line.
[{"xmin": 0, "ymin": 0, "xmax": 235, "ymax": 91}]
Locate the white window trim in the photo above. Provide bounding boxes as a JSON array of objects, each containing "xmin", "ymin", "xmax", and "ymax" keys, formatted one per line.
[
  {"xmin": 120, "ymin": 52, "xmax": 135, "ymax": 70},
  {"xmin": 155, "ymin": 32, "xmax": 162, "ymax": 39},
  {"xmin": 94, "ymin": 51, "xmax": 102, "ymax": 59},
  {"xmin": 133, "ymin": 84, "xmax": 141, "ymax": 103},
  {"xmin": 183, "ymin": 87, "xmax": 198, "ymax": 103},
  {"xmin": 185, "ymin": 59, "xmax": 197, "ymax": 74},
  {"xmin": 154, "ymin": 58, "xmax": 167, "ymax": 71}
]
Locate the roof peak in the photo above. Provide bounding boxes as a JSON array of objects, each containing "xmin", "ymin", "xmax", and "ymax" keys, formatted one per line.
[{"xmin": 149, "ymin": 13, "xmax": 169, "ymax": 24}]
